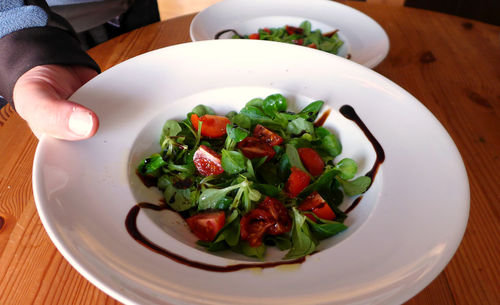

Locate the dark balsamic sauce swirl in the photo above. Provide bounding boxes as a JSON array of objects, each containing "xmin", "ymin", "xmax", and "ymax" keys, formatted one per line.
[
  {"xmin": 214, "ymin": 29, "xmax": 243, "ymax": 39},
  {"xmin": 338, "ymin": 105, "xmax": 385, "ymax": 214},
  {"xmin": 126, "ymin": 202, "xmax": 305, "ymax": 272}
]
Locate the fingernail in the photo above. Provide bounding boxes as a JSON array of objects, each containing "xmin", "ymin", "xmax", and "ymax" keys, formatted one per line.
[{"xmin": 69, "ymin": 110, "xmax": 93, "ymax": 136}]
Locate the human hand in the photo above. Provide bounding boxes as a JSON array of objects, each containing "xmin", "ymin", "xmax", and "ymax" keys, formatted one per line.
[{"xmin": 13, "ymin": 64, "xmax": 99, "ymax": 140}]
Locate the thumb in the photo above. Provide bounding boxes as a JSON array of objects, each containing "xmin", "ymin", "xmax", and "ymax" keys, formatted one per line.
[
  {"xmin": 13, "ymin": 65, "xmax": 99, "ymax": 140},
  {"xmin": 21, "ymin": 97, "xmax": 98, "ymax": 140}
]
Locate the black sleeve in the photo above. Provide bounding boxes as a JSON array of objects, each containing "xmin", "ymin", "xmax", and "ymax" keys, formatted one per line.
[{"xmin": 0, "ymin": 0, "xmax": 100, "ymax": 109}]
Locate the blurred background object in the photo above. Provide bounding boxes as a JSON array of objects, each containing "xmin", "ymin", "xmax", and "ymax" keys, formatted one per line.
[
  {"xmin": 158, "ymin": 0, "xmax": 499, "ymax": 25},
  {"xmin": 404, "ymin": 0, "xmax": 499, "ymax": 26},
  {"xmin": 1, "ymin": 0, "xmax": 497, "ymax": 110}
]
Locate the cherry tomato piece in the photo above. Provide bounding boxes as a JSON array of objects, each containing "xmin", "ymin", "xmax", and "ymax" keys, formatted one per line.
[
  {"xmin": 193, "ymin": 145, "xmax": 224, "ymax": 176},
  {"xmin": 306, "ymin": 43, "xmax": 317, "ymax": 49},
  {"xmin": 322, "ymin": 30, "xmax": 338, "ymax": 38},
  {"xmin": 285, "ymin": 25, "xmax": 304, "ymax": 35},
  {"xmin": 263, "ymin": 28, "xmax": 271, "ymax": 34},
  {"xmin": 285, "ymin": 167, "xmax": 311, "ymax": 198},
  {"xmin": 186, "ymin": 211, "xmax": 226, "ymax": 242},
  {"xmin": 292, "ymin": 38, "xmax": 304, "ymax": 45},
  {"xmin": 253, "ymin": 124, "xmax": 283, "ymax": 146},
  {"xmin": 258, "ymin": 197, "xmax": 292, "ymax": 235},
  {"xmin": 237, "ymin": 137, "xmax": 276, "ymax": 160},
  {"xmin": 190, "ymin": 114, "xmax": 231, "ymax": 138},
  {"xmin": 249, "ymin": 33, "xmax": 260, "ymax": 39},
  {"xmin": 298, "ymin": 191, "xmax": 336, "ymax": 222},
  {"xmin": 240, "ymin": 208, "xmax": 274, "ymax": 247},
  {"xmin": 297, "ymin": 147, "xmax": 325, "ymax": 176}
]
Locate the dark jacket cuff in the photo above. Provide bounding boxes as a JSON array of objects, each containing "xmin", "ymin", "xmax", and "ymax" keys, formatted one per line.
[{"xmin": 0, "ymin": 26, "xmax": 100, "ymax": 109}]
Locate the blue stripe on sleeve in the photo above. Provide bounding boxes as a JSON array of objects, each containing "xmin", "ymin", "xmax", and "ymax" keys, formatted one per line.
[
  {"xmin": 0, "ymin": 1, "xmax": 48, "ymax": 39},
  {"xmin": 0, "ymin": 0, "xmax": 23, "ymax": 11}
]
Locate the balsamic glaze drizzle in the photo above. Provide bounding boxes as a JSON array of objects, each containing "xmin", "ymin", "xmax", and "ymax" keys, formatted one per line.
[
  {"xmin": 214, "ymin": 29, "xmax": 243, "ymax": 39},
  {"xmin": 338, "ymin": 105, "xmax": 385, "ymax": 213},
  {"xmin": 126, "ymin": 203, "xmax": 305, "ymax": 272}
]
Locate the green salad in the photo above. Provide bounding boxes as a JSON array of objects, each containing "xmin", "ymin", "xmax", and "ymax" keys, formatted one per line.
[
  {"xmin": 137, "ymin": 93, "xmax": 370, "ymax": 260},
  {"xmin": 230, "ymin": 20, "xmax": 344, "ymax": 55}
]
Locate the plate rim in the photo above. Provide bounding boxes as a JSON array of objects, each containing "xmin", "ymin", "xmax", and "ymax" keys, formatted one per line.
[
  {"xmin": 189, "ymin": 0, "xmax": 390, "ymax": 68},
  {"xmin": 32, "ymin": 40, "xmax": 469, "ymax": 305}
]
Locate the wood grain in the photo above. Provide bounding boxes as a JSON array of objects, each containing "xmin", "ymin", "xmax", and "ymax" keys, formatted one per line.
[{"xmin": 1, "ymin": 1, "xmax": 499, "ymax": 304}]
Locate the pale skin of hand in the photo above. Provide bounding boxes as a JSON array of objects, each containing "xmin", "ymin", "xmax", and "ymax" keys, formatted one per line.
[{"xmin": 13, "ymin": 64, "xmax": 99, "ymax": 140}]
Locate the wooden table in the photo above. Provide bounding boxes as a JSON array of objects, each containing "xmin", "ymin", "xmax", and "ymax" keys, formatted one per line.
[{"xmin": 1, "ymin": 2, "xmax": 499, "ymax": 304}]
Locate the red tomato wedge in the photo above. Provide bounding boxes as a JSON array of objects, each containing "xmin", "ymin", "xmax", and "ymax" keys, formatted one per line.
[
  {"xmin": 190, "ymin": 114, "xmax": 230, "ymax": 138},
  {"xmin": 237, "ymin": 137, "xmax": 276, "ymax": 160},
  {"xmin": 306, "ymin": 43, "xmax": 317, "ymax": 49},
  {"xmin": 186, "ymin": 211, "xmax": 225, "ymax": 242},
  {"xmin": 285, "ymin": 25, "xmax": 304, "ymax": 35},
  {"xmin": 263, "ymin": 28, "xmax": 271, "ymax": 34},
  {"xmin": 258, "ymin": 197, "xmax": 292, "ymax": 235},
  {"xmin": 298, "ymin": 191, "xmax": 336, "ymax": 222},
  {"xmin": 297, "ymin": 147, "xmax": 325, "ymax": 176},
  {"xmin": 240, "ymin": 208, "xmax": 274, "ymax": 247},
  {"xmin": 285, "ymin": 167, "xmax": 311, "ymax": 198},
  {"xmin": 253, "ymin": 124, "xmax": 283, "ymax": 146},
  {"xmin": 248, "ymin": 33, "xmax": 260, "ymax": 39},
  {"xmin": 193, "ymin": 145, "xmax": 224, "ymax": 176}
]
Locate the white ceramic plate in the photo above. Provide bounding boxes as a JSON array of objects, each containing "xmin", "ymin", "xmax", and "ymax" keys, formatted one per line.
[
  {"xmin": 33, "ymin": 40, "xmax": 468, "ymax": 305},
  {"xmin": 190, "ymin": 0, "xmax": 390, "ymax": 68}
]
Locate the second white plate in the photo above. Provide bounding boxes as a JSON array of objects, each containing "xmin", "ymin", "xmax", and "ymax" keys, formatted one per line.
[{"xmin": 190, "ymin": 0, "xmax": 390, "ymax": 68}]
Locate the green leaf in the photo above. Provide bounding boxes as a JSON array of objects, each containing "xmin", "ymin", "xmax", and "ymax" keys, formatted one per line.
[
  {"xmin": 252, "ymin": 183, "xmax": 280, "ymax": 197},
  {"xmin": 245, "ymin": 159, "xmax": 256, "ymax": 180},
  {"xmin": 221, "ymin": 211, "xmax": 241, "ymax": 246},
  {"xmin": 191, "ymin": 104, "xmax": 215, "ymax": 116},
  {"xmin": 221, "ymin": 149, "xmax": 247, "ymax": 174},
  {"xmin": 299, "ymin": 167, "xmax": 340, "ymax": 198},
  {"xmin": 215, "ymin": 196, "xmax": 233, "ymax": 210},
  {"xmin": 240, "ymin": 242, "xmax": 266, "ymax": 259},
  {"xmin": 137, "ymin": 153, "xmax": 166, "ymax": 177},
  {"xmin": 256, "ymin": 163, "xmax": 281, "ymax": 185},
  {"xmin": 319, "ymin": 41, "xmax": 341, "ymax": 54},
  {"xmin": 286, "ymin": 117, "xmax": 314, "ymax": 135},
  {"xmin": 262, "ymin": 93, "xmax": 287, "ymax": 117},
  {"xmin": 225, "ymin": 124, "xmax": 249, "ymax": 150},
  {"xmin": 284, "ymin": 208, "xmax": 317, "ymax": 259},
  {"xmin": 227, "ymin": 125, "xmax": 250, "ymax": 142},
  {"xmin": 198, "ymin": 184, "xmax": 240, "ymax": 210},
  {"xmin": 337, "ymin": 176, "xmax": 372, "ymax": 196},
  {"xmin": 225, "ymin": 110, "xmax": 238, "ymax": 120},
  {"xmin": 278, "ymin": 153, "xmax": 291, "ymax": 180},
  {"xmin": 335, "ymin": 158, "xmax": 358, "ymax": 180},
  {"xmin": 161, "ymin": 120, "xmax": 182, "ymax": 137},
  {"xmin": 231, "ymin": 113, "xmax": 252, "ymax": 130},
  {"xmin": 316, "ymin": 127, "xmax": 342, "ymax": 157},
  {"xmin": 245, "ymin": 97, "xmax": 264, "ymax": 108},
  {"xmin": 298, "ymin": 100, "xmax": 324, "ymax": 121},
  {"xmin": 197, "ymin": 240, "xmax": 228, "ymax": 251},
  {"xmin": 166, "ymin": 161, "xmax": 195, "ymax": 174},
  {"xmin": 211, "ymin": 210, "xmax": 240, "ymax": 246},
  {"xmin": 285, "ymin": 144, "xmax": 309, "ymax": 174},
  {"xmin": 240, "ymin": 105, "xmax": 283, "ymax": 130},
  {"xmin": 306, "ymin": 218, "xmax": 347, "ymax": 240},
  {"xmin": 162, "ymin": 179, "xmax": 195, "ymax": 211},
  {"xmin": 300, "ymin": 20, "xmax": 311, "ymax": 35},
  {"xmin": 198, "ymin": 179, "xmax": 253, "ymax": 211},
  {"xmin": 240, "ymin": 105, "xmax": 269, "ymax": 120},
  {"xmin": 265, "ymin": 235, "xmax": 292, "ymax": 251},
  {"xmin": 248, "ymin": 188, "xmax": 262, "ymax": 202},
  {"xmin": 157, "ymin": 175, "xmax": 171, "ymax": 190}
]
